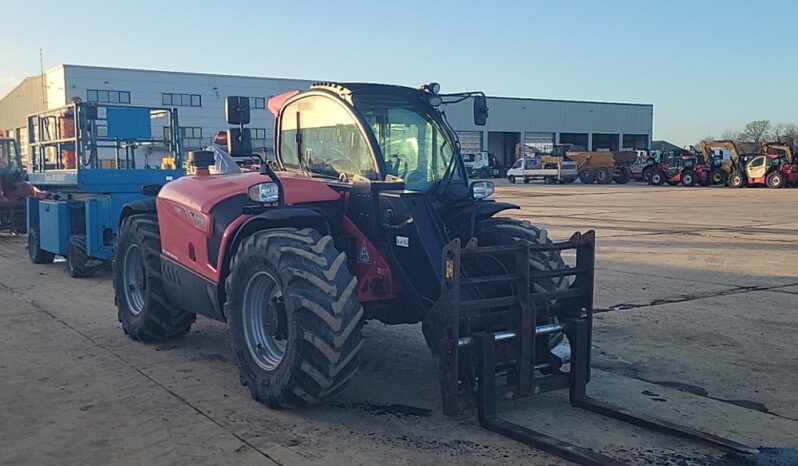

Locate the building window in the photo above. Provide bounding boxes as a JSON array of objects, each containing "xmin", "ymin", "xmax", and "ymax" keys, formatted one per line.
[
  {"xmin": 87, "ymin": 89, "xmax": 131, "ymax": 104},
  {"xmin": 592, "ymin": 133, "xmax": 619, "ymax": 152},
  {"xmin": 250, "ymin": 97, "xmax": 266, "ymax": 109},
  {"xmin": 162, "ymin": 93, "xmax": 202, "ymax": 107},
  {"xmin": 523, "ymin": 132, "xmax": 555, "ymax": 154},
  {"xmin": 251, "ymin": 128, "xmax": 269, "ymax": 149},
  {"xmin": 164, "ymin": 126, "xmax": 203, "ymax": 148},
  {"xmin": 622, "ymin": 134, "xmax": 649, "ymax": 150}
]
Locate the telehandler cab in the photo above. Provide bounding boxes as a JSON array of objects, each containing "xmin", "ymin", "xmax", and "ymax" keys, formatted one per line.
[{"xmin": 114, "ymin": 83, "xmax": 756, "ymax": 465}]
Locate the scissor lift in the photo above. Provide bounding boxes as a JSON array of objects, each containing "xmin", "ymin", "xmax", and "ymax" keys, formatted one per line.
[{"xmin": 26, "ymin": 102, "xmax": 183, "ymax": 277}]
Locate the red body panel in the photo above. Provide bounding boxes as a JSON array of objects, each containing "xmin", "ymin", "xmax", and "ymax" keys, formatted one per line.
[
  {"xmin": 157, "ymin": 172, "xmax": 341, "ymax": 282},
  {"xmin": 342, "ymin": 217, "xmax": 399, "ymax": 302}
]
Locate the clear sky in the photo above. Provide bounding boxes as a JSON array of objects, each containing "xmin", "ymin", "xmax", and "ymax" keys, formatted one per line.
[{"xmin": 3, "ymin": 0, "xmax": 796, "ymax": 146}]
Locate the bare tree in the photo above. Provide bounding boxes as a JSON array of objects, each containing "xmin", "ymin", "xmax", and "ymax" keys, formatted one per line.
[
  {"xmin": 772, "ymin": 123, "xmax": 798, "ymax": 146},
  {"xmin": 741, "ymin": 120, "xmax": 771, "ymax": 143},
  {"xmin": 721, "ymin": 130, "xmax": 743, "ymax": 144}
]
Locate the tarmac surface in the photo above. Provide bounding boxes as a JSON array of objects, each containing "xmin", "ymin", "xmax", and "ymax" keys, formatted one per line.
[{"xmin": 1, "ymin": 180, "xmax": 797, "ymax": 465}]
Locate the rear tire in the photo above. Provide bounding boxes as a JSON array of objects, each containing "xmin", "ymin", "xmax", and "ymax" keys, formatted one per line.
[
  {"xmin": 28, "ymin": 229, "xmax": 55, "ymax": 264},
  {"xmin": 595, "ymin": 167, "xmax": 613, "ymax": 184},
  {"xmin": 709, "ymin": 168, "xmax": 726, "ymax": 185},
  {"xmin": 67, "ymin": 235, "xmax": 99, "ymax": 278},
  {"xmin": 766, "ymin": 171, "xmax": 786, "ymax": 189},
  {"xmin": 614, "ymin": 166, "xmax": 631, "ymax": 184},
  {"xmin": 225, "ymin": 228, "xmax": 363, "ymax": 408},
  {"xmin": 114, "ymin": 214, "xmax": 196, "ymax": 341},
  {"xmin": 523, "ymin": 177, "xmax": 530, "ymax": 184},
  {"xmin": 578, "ymin": 167, "xmax": 595, "ymax": 184}
]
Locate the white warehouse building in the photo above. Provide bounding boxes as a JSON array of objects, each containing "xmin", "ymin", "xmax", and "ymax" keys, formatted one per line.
[{"xmin": 0, "ymin": 64, "xmax": 653, "ymax": 169}]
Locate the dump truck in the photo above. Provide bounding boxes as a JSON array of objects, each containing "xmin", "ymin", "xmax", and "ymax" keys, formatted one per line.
[
  {"xmin": 559, "ymin": 145, "xmax": 635, "ymax": 184},
  {"xmin": 112, "ymin": 84, "xmax": 758, "ymax": 465}
]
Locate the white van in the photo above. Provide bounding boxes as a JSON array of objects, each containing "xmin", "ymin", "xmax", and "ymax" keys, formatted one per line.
[{"xmin": 506, "ymin": 155, "xmax": 578, "ymax": 184}]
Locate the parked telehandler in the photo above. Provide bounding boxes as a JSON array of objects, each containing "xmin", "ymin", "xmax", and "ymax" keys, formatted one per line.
[
  {"xmin": 113, "ymin": 83, "xmax": 756, "ymax": 465},
  {"xmin": 704, "ymin": 140, "xmax": 796, "ymax": 188}
]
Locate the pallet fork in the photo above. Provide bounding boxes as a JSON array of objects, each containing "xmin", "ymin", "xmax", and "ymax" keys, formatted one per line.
[{"xmin": 432, "ymin": 231, "xmax": 757, "ymax": 466}]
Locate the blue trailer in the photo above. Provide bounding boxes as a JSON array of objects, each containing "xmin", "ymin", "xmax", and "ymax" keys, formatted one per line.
[{"xmin": 26, "ymin": 102, "xmax": 183, "ymax": 277}]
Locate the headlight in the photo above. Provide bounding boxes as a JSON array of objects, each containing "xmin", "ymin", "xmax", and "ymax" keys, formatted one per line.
[
  {"xmin": 470, "ymin": 180, "xmax": 495, "ymax": 200},
  {"xmin": 248, "ymin": 182, "xmax": 280, "ymax": 203}
]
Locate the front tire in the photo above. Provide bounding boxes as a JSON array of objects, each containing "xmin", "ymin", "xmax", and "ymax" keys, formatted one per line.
[
  {"xmin": 508, "ymin": 175, "xmax": 516, "ymax": 184},
  {"xmin": 650, "ymin": 170, "xmax": 666, "ymax": 186},
  {"xmin": 680, "ymin": 170, "xmax": 696, "ymax": 187},
  {"xmin": 225, "ymin": 228, "xmax": 363, "ymax": 408},
  {"xmin": 728, "ymin": 171, "xmax": 745, "ymax": 188},
  {"xmin": 67, "ymin": 235, "xmax": 98, "ymax": 278},
  {"xmin": 113, "ymin": 214, "xmax": 195, "ymax": 341}
]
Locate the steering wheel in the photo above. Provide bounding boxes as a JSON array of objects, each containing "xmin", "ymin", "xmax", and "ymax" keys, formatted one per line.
[{"xmin": 386, "ymin": 152, "xmax": 410, "ymax": 179}]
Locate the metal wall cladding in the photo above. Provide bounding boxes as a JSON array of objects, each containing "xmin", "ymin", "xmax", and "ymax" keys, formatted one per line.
[
  {"xmin": 0, "ymin": 76, "xmax": 47, "ymax": 131},
  {"xmin": 442, "ymin": 96, "xmax": 653, "ymax": 135}
]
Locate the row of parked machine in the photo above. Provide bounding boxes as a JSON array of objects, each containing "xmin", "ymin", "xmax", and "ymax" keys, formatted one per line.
[
  {"xmin": 639, "ymin": 141, "xmax": 797, "ymax": 189},
  {"xmin": 496, "ymin": 140, "xmax": 797, "ymax": 189}
]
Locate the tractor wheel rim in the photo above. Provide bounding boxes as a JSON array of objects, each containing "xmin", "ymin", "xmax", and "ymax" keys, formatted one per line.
[
  {"xmin": 243, "ymin": 271, "xmax": 287, "ymax": 371},
  {"xmin": 123, "ymin": 244, "xmax": 146, "ymax": 315}
]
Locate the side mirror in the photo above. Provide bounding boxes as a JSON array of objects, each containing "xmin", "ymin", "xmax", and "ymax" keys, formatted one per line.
[
  {"xmin": 473, "ymin": 95, "xmax": 488, "ymax": 126},
  {"xmin": 469, "ymin": 180, "xmax": 495, "ymax": 200},
  {"xmin": 227, "ymin": 128, "xmax": 252, "ymax": 156},
  {"xmin": 225, "ymin": 96, "xmax": 251, "ymax": 125}
]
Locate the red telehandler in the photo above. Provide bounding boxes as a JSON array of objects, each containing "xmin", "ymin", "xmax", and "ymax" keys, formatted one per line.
[{"xmin": 113, "ymin": 84, "xmax": 756, "ymax": 464}]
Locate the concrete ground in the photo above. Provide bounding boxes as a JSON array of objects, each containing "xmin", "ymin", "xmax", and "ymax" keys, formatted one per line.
[{"xmin": 1, "ymin": 181, "xmax": 797, "ymax": 466}]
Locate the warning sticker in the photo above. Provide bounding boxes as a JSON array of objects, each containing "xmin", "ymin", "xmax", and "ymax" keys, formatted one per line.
[{"xmin": 358, "ymin": 241, "xmax": 371, "ymax": 263}]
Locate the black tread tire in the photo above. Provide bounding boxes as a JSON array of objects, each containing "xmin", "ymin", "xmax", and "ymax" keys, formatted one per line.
[
  {"xmin": 578, "ymin": 167, "xmax": 595, "ymax": 184},
  {"xmin": 709, "ymin": 169, "xmax": 727, "ymax": 186},
  {"xmin": 641, "ymin": 166, "xmax": 655, "ymax": 183},
  {"xmin": 523, "ymin": 177, "xmax": 530, "ymax": 184},
  {"xmin": 508, "ymin": 175, "xmax": 516, "ymax": 184},
  {"xmin": 595, "ymin": 167, "xmax": 613, "ymax": 184},
  {"xmin": 614, "ymin": 166, "xmax": 631, "ymax": 184},
  {"xmin": 225, "ymin": 228, "xmax": 363, "ymax": 408},
  {"xmin": 766, "ymin": 171, "xmax": 785, "ymax": 189},
  {"xmin": 650, "ymin": 170, "xmax": 666, "ymax": 186},
  {"xmin": 28, "ymin": 229, "xmax": 55, "ymax": 264},
  {"xmin": 113, "ymin": 214, "xmax": 195, "ymax": 341},
  {"xmin": 67, "ymin": 235, "xmax": 98, "ymax": 278},
  {"xmin": 423, "ymin": 218, "xmax": 570, "ymax": 356},
  {"xmin": 680, "ymin": 170, "xmax": 696, "ymax": 187},
  {"xmin": 728, "ymin": 171, "xmax": 745, "ymax": 189},
  {"xmin": 475, "ymin": 218, "xmax": 569, "ymax": 292}
]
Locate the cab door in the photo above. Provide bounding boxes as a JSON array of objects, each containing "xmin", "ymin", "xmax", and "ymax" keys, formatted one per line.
[{"xmin": 745, "ymin": 156, "xmax": 767, "ymax": 180}]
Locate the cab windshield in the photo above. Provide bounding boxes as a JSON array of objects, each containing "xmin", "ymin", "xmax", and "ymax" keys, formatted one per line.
[{"xmin": 354, "ymin": 95, "xmax": 458, "ymax": 191}]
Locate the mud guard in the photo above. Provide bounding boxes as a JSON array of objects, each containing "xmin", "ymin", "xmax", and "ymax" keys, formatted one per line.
[
  {"xmin": 445, "ymin": 201, "xmax": 520, "ymax": 237},
  {"xmin": 119, "ymin": 198, "xmax": 157, "ymax": 225}
]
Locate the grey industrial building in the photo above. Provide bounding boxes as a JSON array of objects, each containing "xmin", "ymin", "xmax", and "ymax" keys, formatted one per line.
[{"xmin": 0, "ymin": 64, "xmax": 653, "ymax": 169}]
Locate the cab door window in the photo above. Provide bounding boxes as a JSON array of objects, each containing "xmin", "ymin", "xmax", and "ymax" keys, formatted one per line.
[{"xmin": 279, "ymin": 95, "xmax": 376, "ymax": 180}]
